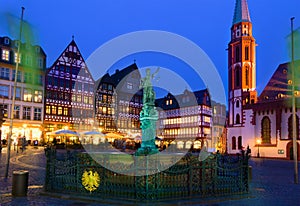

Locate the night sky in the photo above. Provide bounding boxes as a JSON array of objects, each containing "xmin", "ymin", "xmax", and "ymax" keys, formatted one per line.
[{"xmin": 0, "ymin": 0, "xmax": 300, "ymax": 105}]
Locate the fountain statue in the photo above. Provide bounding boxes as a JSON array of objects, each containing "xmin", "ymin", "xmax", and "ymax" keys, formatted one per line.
[{"xmin": 135, "ymin": 68, "xmax": 159, "ymax": 155}]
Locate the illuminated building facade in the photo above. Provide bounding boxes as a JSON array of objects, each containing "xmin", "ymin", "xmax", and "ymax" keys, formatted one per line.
[
  {"xmin": 44, "ymin": 40, "xmax": 95, "ymax": 133},
  {"xmin": 155, "ymin": 89, "xmax": 212, "ymax": 150},
  {"xmin": 95, "ymin": 63, "xmax": 142, "ymax": 136},
  {"xmin": 0, "ymin": 36, "xmax": 46, "ymax": 144},
  {"xmin": 227, "ymin": 0, "xmax": 300, "ymax": 159},
  {"xmin": 211, "ymin": 100, "xmax": 227, "ymax": 153}
]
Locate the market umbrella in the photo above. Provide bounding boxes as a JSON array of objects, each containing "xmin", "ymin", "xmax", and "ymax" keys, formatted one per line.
[{"xmin": 52, "ymin": 129, "xmax": 78, "ymax": 136}]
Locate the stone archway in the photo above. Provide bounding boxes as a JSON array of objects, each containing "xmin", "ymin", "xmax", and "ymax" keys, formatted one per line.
[{"xmin": 286, "ymin": 141, "xmax": 300, "ymax": 160}]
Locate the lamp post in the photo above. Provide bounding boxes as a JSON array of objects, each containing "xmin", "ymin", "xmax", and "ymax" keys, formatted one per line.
[
  {"xmin": 256, "ymin": 139, "xmax": 261, "ymax": 158},
  {"xmin": 290, "ymin": 17, "xmax": 298, "ymax": 184},
  {"xmin": 23, "ymin": 124, "xmax": 27, "ymax": 137}
]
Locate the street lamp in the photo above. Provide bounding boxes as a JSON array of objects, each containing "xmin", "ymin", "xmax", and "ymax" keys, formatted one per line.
[
  {"xmin": 256, "ymin": 139, "xmax": 261, "ymax": 158},
  {"xmin": 23, "ymin": 124, "xmax": 27, "ymax": 137}
]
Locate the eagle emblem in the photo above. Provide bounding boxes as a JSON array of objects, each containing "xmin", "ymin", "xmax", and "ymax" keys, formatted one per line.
[{"xmin": 81, "ymin": 170, "xmax": 100, "ymax": 192}]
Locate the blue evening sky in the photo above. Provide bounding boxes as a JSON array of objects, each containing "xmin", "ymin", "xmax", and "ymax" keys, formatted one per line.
[{"xmin": 0, "ymin": 0, "xmax": 300, "ymax": 105}]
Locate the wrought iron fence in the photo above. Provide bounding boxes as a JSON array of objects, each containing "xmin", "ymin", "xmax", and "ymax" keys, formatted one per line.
[{"xmin": 45, "ymin": 149, "xmax": 250, "ymax": 200}]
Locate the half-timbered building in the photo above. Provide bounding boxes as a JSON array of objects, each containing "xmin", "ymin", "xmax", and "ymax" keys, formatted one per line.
[
  {"xmin": 95, "ymin": 63, "xmax": 143, "ymax": 137},
  {"xmin": 155, "ymin": 89, "xmax": 212, "ymax": 150},
  {"xmin": 44, "ymin": 40, "xmax": 95, "ymax": 133}
]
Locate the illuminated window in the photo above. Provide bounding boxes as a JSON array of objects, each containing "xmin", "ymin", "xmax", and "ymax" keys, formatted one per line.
[
  {"xmin": 23, "ymin": 106, "xmax": 31, "ymax": 120},
  {"xmin": 34, "ymin": 90, "xmax": 42, "ymax": 102},
  {"xmin": 63, "ymin": 108, "xmax": 68, "ymax": 115},
  {"xmin": 51, "ymin": 106, "xmax": 56, "ymax": 114},
  {"xmin": 46, "ymin": 105, "xmax": 51, "ymax": 114},
  {"xmin": 57, "ymin": 107, "xmax": 63, "ymax": 115},
  {"xmin": 14, "ymin": 53, "xmax": 21, "ymax": 63},
  {"xmin": 261, "ymin": 116, "xmax": 271, "ymax": 143},
  {"xmin": 72, "ymin": 94, "xmax": 76, "ymax": 102},
  {"xmin": 34, "ymin": 108, "xmax": 42, "ymax": 120},
  {"xmin": 77, "ymin": 95, "xmax": 81, "ymax": 102},
  {"xmin": 23, "ymin": 89, "xmax": 32, "ymax": 101},
  {"xmin": 89, "ymin": 97, "xmax": 93, "ymax": 104},
  {"xmin": 2, "ymin": 49, "xmax": 9, "ymax": 61},
  {"xmin": 84, "ymin": 96, "xmax": 88, "ymax": 104}
]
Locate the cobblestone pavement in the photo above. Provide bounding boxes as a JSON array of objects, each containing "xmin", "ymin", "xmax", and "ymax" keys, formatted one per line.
[{"xmin": 1, "ymin": 147, "xmax": 300, "ymax": 205}]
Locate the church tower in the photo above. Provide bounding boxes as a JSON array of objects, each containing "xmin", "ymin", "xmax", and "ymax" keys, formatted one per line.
[{"xmin": 228, "ymin": 0, "xmax": 257, "ymax": 127}]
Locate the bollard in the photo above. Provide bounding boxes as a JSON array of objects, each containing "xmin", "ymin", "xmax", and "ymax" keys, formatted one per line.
[
  {"xmin": 12, "ymin": 170, "xmax": 29, "ymax": 196},
  {"xmin": 248, "ymin": 166, "xmax": 252, "ymax": 181}
]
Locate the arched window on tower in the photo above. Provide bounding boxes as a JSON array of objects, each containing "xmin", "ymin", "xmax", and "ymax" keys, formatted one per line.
[
  {"xmin": 235, "ymin": 46, "xmax": 240, "ymax": 62},
  {"xmin": 238, "ymin": 136, "xmax": 242, "ymax": 150},
  {"xmin": 232, "ymin": 136, "xmax": 236, "ymax": 150},
  {"xmin": 236, "ymin": 100, "xmax": 240, "ymax": 108},
  {"xmin": 261, "ymin": 116, "xmax": 271, "ymax": 143},
  {"xmin": 245, "ymin": 46, "xmax": 249, "ymax": 60},
  {"xmin": 236, "ymin": 114, "xmax": 240, "ymax": 124},
  {"xmin": 288, "ymin": 115, "xmax": 299, "ymax": 139},
  {"xmin": 235, "ymin": 68, "xmax": 240, "ymax": 87},
  {"xmin": 245, "ymin": 66, "xmax": 249, "ymax": 86}
]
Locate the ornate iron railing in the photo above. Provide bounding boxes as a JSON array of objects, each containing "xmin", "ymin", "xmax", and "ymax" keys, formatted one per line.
[{"xmin": 45, "ymin": 150, "xmax": 249, "ymax": 200}]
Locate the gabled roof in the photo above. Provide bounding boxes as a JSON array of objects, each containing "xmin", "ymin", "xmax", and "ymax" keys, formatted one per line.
[
  {"xmin": 232, "ymin": 0, "xmax": 251, "ymax": 25},
  {"xmin": 155, "ymin": 89, "xmax": 211, "ymax": 110},
  {"xmin": 258, "ymin": 61, "xmax": 300, "ymax": 103},
  {"xmin": 110, "ymin": 63, "xmax": 139, "ymax": 86},
  {"xmin": 95, "ymin": 63, "xmax": 140, "ymax": 89},
  {"xmin": 46, "ymin": 39, "xmax": 94, "ymax": 82}
]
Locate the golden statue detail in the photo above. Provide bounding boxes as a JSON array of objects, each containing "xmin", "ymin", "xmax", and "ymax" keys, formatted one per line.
[{"xmin": 82, "ymin": 170, "xmax": 100, "ymax": 193}]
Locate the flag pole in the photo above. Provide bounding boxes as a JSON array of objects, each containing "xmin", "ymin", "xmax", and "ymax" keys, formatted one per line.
[
  {"xmin": 291, "ymin": 17, "xmax": 298, "ymax": 184},
  {"xmin": 4, "ymin": 7, "xmax": 25, "ymax": 178}
]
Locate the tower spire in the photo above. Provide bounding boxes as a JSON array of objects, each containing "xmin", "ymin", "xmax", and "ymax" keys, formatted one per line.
[{"xmin": 233, "ymin": 0, "xmax": 251, "ymax": 25}]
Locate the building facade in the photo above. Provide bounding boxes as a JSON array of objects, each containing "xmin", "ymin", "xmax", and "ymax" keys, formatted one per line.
[
  {"xmin": 227, "ymin": 0, "xmax": 300, "ymax": 159},
  {"xmin": 95, "ymin": 63, "xmax": 143, "ymax": 138},
  {"xmin": 0, "ymin": 36, "xmax": 46, "ymax": 144},
  {"xmin": 155, "ymin": 89, "xmax": 212, "ymax": 150},
  {"xmin": 211, "ymin": 100, "xmax": 227, "ymax": 153},
  {"xmin": 44, "ymin": 40, "xmax": 95, "ymax": 134}
]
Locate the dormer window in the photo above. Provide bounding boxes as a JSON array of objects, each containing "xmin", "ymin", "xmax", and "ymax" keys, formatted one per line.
[
  {"xmin": 4, "ymin": 38, "xmax": 10, "ymax": 45},
  {"xmin": 1, "ymin": 49, "xmax": 10, "ymax": 61},
  {"xmin": 35, "ymin": 47, "xmax": 40, "ymax": 53},
  {"xmin": 14, "ymin": 53, "xmax": 21, "ymax": 63}
]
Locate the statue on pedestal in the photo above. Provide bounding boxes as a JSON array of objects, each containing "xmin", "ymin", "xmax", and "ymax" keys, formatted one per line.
[{"xmin": 136, "ymin": 68, "xmax": 159, "ymax": 155}]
